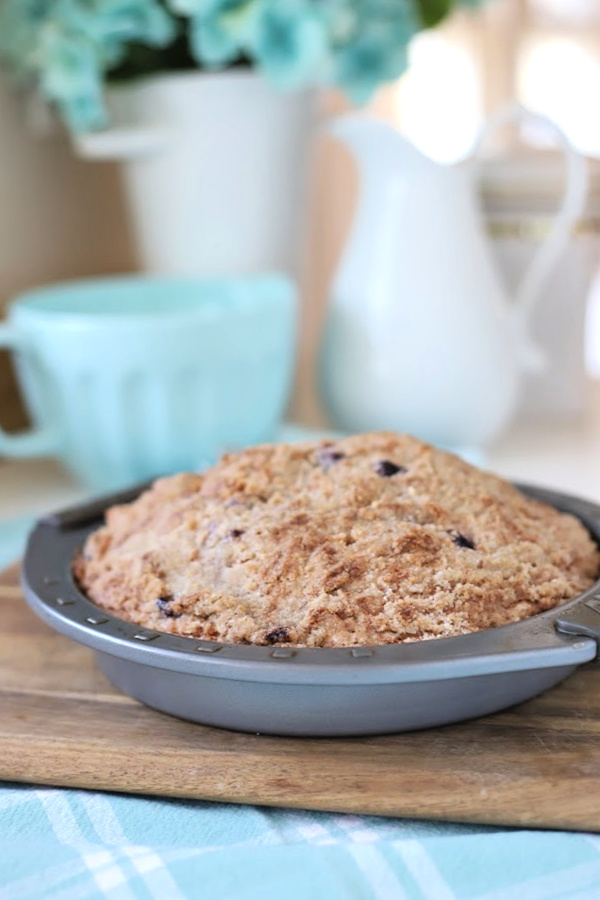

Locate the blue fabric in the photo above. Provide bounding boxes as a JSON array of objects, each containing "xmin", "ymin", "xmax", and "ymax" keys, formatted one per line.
[
  {"xmin": 3, "ymin": 783, "xmax": 600, "ymax": 899},
  {"xmin": 1, "ymin": 474, "xmax": 598, "ymax": 898}
]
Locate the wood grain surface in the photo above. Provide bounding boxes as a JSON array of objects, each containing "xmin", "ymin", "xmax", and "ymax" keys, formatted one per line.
[{"xmin": 2, "ymin": 562, "xmax": 600, "ymax": 832}]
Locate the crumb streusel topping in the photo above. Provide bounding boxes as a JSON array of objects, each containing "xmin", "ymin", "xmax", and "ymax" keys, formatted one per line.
[{"xmin": 74, "ymin": 433, "xmax": 600, "ymax": 647}]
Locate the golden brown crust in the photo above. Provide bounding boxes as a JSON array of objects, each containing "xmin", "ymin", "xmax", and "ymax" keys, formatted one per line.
[{"xmin": 74, "ymin": 433, "xmax": 600, "ymax": 647}]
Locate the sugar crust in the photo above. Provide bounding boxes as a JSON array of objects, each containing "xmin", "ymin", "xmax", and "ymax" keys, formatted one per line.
[{"xmin": 74, "ymin": 433, "xmax": 600, "ymax": 647}]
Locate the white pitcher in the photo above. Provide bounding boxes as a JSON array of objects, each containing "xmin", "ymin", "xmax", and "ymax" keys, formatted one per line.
[{"xmin": 320, "ymin": 104, "xmax": 587, "ymax": 447}]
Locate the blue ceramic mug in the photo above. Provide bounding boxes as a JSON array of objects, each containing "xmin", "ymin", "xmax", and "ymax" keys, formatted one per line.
[{"xmin": 0, "ymin": 275, "xmax": 297, "ymax": 491}]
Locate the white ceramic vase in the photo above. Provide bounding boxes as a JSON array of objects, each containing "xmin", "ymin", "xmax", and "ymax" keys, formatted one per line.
[{"xmin": 74, "ymin": 70, "xmax": 315, "ymax": 276}]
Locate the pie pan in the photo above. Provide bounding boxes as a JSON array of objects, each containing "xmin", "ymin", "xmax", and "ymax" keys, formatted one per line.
[{"xmin": 21, "ymin": 481, "xmax": 600, "ymax": 737}]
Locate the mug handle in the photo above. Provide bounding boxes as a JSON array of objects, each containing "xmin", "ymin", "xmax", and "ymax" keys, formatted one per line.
[
  {"xmin": 0, "ymin": 324, "xmax": 59, "ymax": 457},
  {"xmin": 473, "ymin": 102, "xmax": 588, "ymax": 371}
]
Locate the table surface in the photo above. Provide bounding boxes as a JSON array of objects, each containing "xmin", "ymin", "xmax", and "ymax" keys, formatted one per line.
[{"xmin": 3, "ymin": 405, "xmax": 600, "ymax": 899}]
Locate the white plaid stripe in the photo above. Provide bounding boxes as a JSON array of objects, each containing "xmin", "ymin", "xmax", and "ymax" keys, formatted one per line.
[
  {"xmin": 38, "ymin": 792, "xmax": 92, "ymax": 847},
  {"xmin": 334, "ymin": 814, "xmax": 392, "ymax": 844},
  {"xmin": 1, "ymin": 848, "xmax": 143, "ymax": 900},
  {"xmin": 293, "ymin": 819, "xmax": 337, "ymax": 845},
  {"xmin": 80, "ymin": 795, "xmax": 187, "ymax": 900},
  {"xmin": 38, "ymin": 792, "xmax": 138, "ymax": 900},
  {"xmin": 78, "ymin": 795, "xmax": 126, "ymax": 846},
  {"xmin": 121, "ymin": 847, "xmax": 185, "ymax": 900},
  {"xmin": 266, "ymin": 809, "xmax": 338, "ymax": 845},
  {"xmin": 393, "ymin": 840, "xmax": 456, "ymax": 900},
  {"xmin": 347, "ymin": 844, "xmax": 411, "ymax": 900},
  {"xmin": 1, "ymin": 842, "xmax": 221, "ymax": 900}
]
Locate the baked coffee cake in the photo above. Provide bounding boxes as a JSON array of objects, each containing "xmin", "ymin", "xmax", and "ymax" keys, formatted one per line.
[{"xmin": 74, "ymin": 433, "xmax": 600, "ymax": 647}]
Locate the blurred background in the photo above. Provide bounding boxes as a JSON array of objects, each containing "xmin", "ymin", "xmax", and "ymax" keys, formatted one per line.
[{"xmin": 1, "ymin": 0, "xmax": 600, "ymax": 470}]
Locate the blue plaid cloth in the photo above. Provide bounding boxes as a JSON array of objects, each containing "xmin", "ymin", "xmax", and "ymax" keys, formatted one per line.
[
  {"xmin": 3, "ymin": 783, "xmax": 600, "ymax": 899},
  {"xmin": 1, "ymin": 489, "xmax": 599, "ymax": 898}
]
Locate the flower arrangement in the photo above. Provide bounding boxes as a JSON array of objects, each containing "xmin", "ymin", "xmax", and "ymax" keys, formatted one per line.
[{"xmin": 0, "ymin": 0, "xmax": 482, "ymax": 134}]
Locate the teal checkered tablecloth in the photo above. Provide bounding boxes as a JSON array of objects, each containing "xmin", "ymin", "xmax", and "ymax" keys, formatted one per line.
[
  {"xmin": 2, "ymin": 512, "xmax": 600, "ymax": 899},
  {"xmin": 3, "ymin": 781, "xmax": 600, "ymax": 900}
]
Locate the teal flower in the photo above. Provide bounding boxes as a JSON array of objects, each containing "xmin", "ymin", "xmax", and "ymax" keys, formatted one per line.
[
  {"xmin": 0, "ymin": 0, "xmax": 178, "ymax": 132},
  {"xmin": 246, "ymin": 0, "xmax": 328, "ymax": 90},
  {"xmin": 38, "ymin": 23, "xmax": 107, "ymax": 131},
  {"xmin": 329, "ymin": 0, "xmax": 418, "ymax": 103},
  {"xmin": 168, "ymin": 0, "xmax": 225, "ymax": 14},
  {"xmin": 0, "ymin": 0, "xmax": 54, "ymax": 76},
  {"xmin": 332, "ymin": 29, "xmax": 408, "ymax": 103},
  {"xmin": 93, "ymin": 0, "xmax": 177, "ymax": 47},
  {"xmin": 189, "ymin": 14, "xmax": 241, "ymax": 66},
  {"xmin": 186, "ymin": 1, "xmax": 261, "ymax": 68},
  {"xmin": 52, "ymin": 0, "xmax": 176, "ymax": 60},
  {"xmin": 0, "ymin": 0, "xmax": 485, "ymax": 132},
  {"xmin": 187, "ymin": 1, "xmax": 254, "ymax": 67}
]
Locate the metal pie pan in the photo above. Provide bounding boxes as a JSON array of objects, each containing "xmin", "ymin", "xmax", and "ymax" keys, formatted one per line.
[{"xmin": 21, "ymin": 480, "xmax": 600, "ymax": 737}]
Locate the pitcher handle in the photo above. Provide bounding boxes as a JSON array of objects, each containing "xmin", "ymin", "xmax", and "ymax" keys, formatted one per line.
[
  {"xmin": 473, "ymin": 102, "xmax": 588, "ymax": 370},
  {"xmin": 0, "ymin": 324, "xmax": 59, "ymax": 457}
]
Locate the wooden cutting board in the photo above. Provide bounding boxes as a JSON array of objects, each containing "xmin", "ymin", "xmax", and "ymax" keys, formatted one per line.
[{"xmin": 3, "ymin": 562, "xmax": 600, "ymax": 832}]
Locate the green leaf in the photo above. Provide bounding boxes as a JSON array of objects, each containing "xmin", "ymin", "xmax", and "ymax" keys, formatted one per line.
[{"xmin": 415, "ymin": 0, "xmax": 456, "ymax": 29}]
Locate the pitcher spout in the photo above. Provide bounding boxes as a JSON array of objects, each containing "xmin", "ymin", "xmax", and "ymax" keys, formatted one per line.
[{"xmin": 329, "ymin": 114, "xmax": 436, "ymax": 176}]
